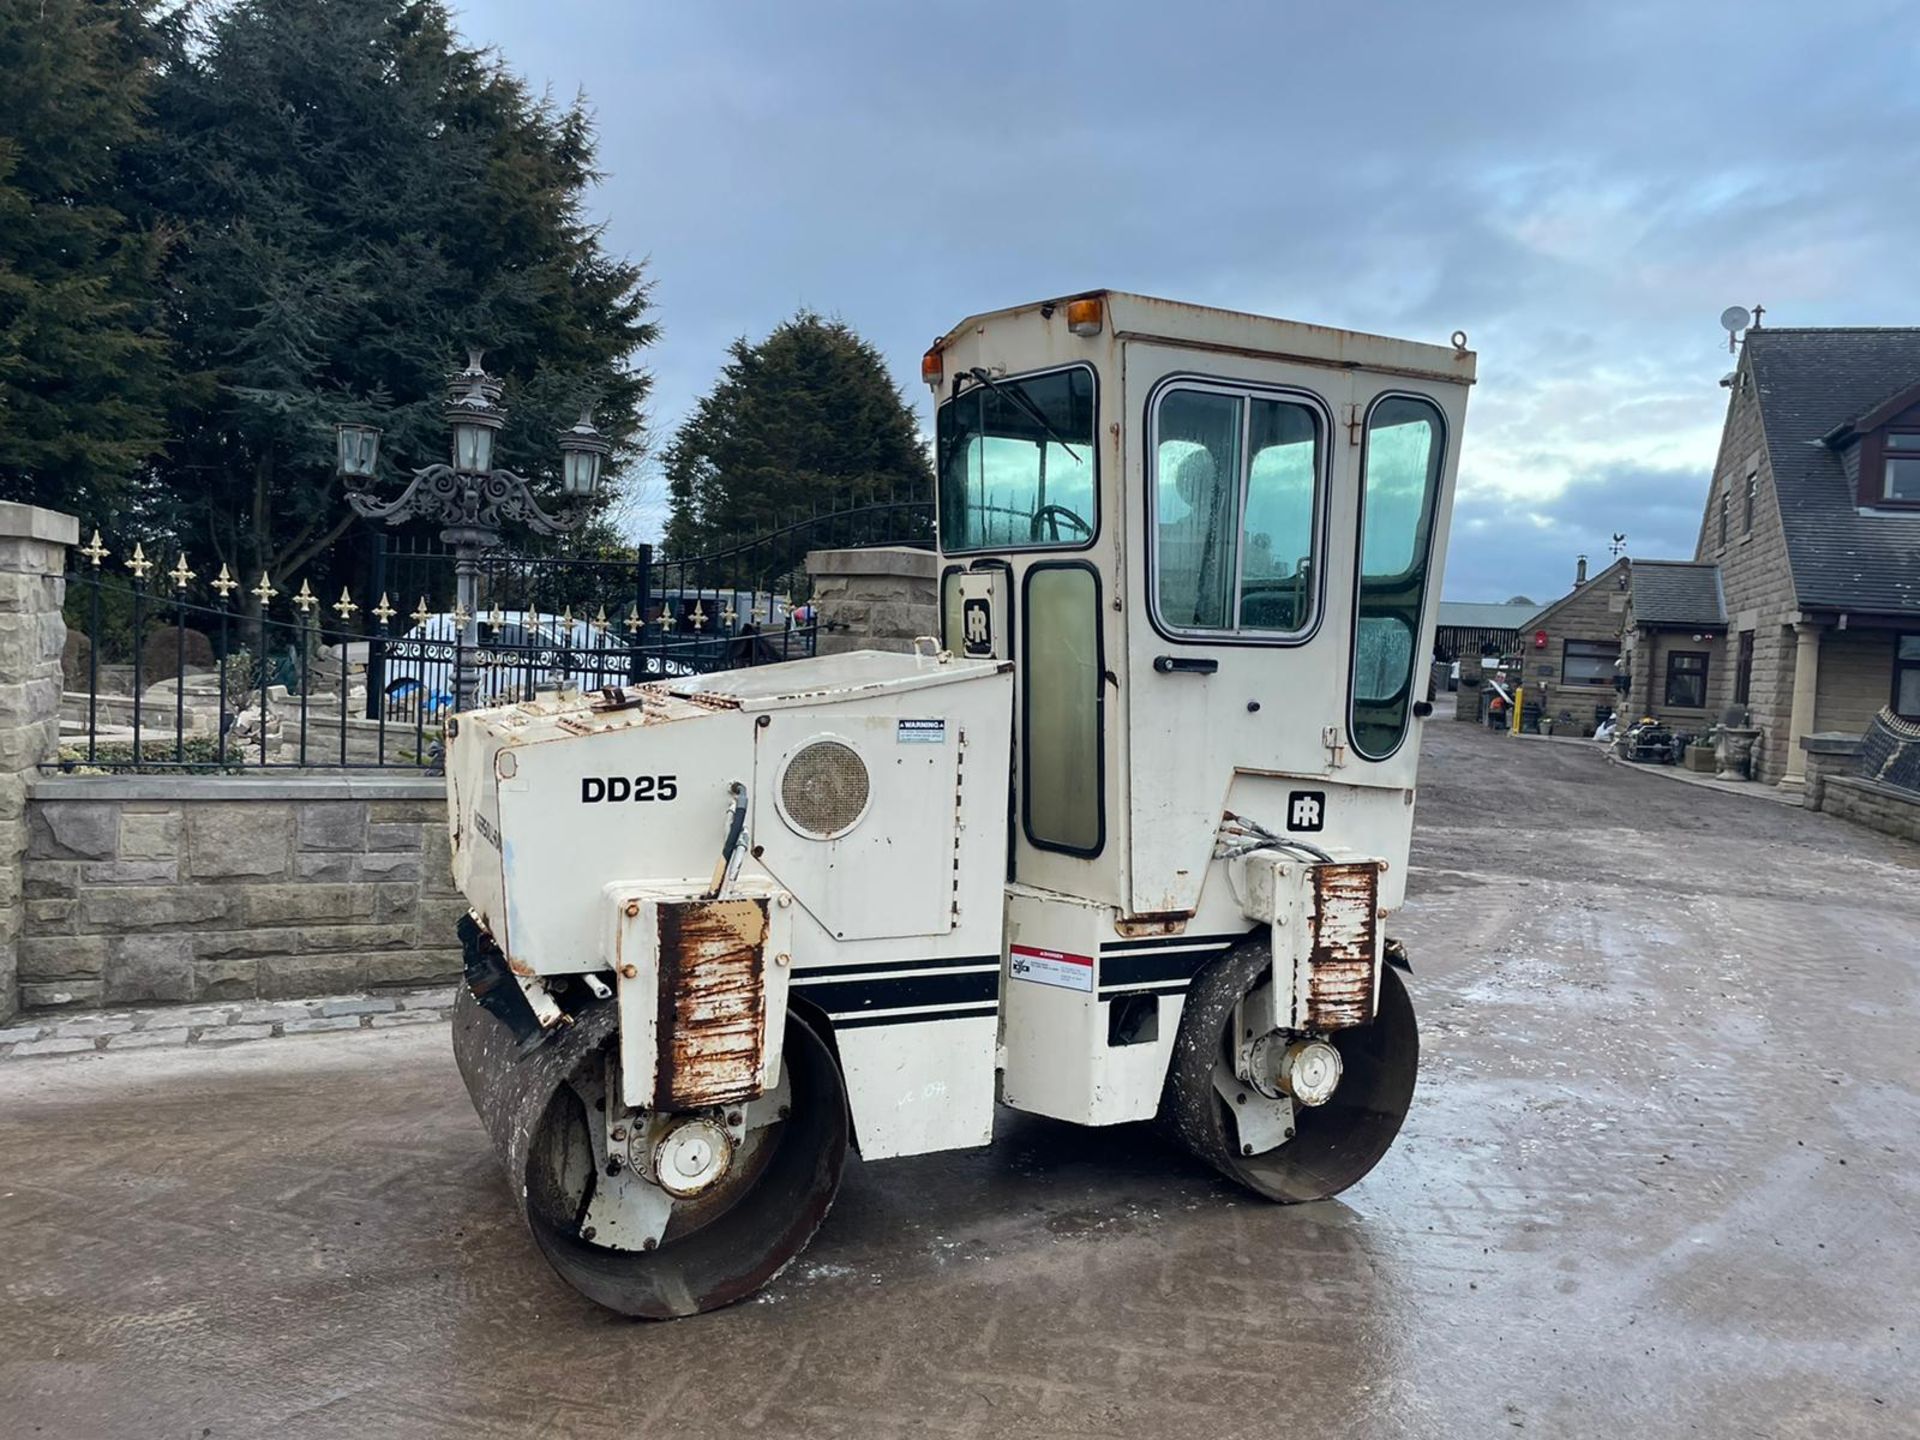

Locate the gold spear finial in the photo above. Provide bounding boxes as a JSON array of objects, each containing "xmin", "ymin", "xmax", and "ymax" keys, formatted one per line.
[
  {"xmin": 333, "ymin": 587, "xmax": 359, "ymax": 621},
  {"xmin": 251, "ymin": 571, "xmax": 278, "ymax": 606},
  {"xmin": 169, "ymin": 553, "xmax": 196, "ymax": 591},
  {"xmin": 126, "ymin": 542, "xmax": 153, "ymax": 581}
]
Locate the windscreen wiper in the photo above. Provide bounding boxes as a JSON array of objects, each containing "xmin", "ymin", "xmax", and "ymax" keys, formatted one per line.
[{"xmin": 960, "ymin": 366, "xmax": 1083, "ymax": 464}]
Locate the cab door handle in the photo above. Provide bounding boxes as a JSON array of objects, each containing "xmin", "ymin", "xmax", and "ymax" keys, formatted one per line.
[{"xmin": 1153, "ymin": 656, "xmax": 1217, "ymax": 674}]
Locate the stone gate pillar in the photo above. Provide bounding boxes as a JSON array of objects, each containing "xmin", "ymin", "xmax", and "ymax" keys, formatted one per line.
[
  {"xmin": 805, "ymin": 546, "xmax": 938, "ymax": 656},
  {"xmin": 0, "ymin": 503, "xmax": 78, "ymax": 1022}
]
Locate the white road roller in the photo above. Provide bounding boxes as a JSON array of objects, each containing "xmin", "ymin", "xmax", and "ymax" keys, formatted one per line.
[{"xmin": 447, "ymin": 291, "xmax": 1474, "ymax": 1315}]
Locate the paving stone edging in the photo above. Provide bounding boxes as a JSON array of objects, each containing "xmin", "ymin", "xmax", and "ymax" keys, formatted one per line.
[{"xmin": 0, "ymin": 985, "xmax": 454, "ymax": 1060}]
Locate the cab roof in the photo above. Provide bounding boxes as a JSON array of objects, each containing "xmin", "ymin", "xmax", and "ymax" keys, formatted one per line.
[{"xmin": 936, "ymin": 289, "xmax": 1477, "ymax": 387}]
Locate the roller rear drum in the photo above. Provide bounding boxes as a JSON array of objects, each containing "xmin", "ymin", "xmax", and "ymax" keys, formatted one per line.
[{"xmin": 1161, "ymin": 938, "xmax": 1418, "ymax": 1203}]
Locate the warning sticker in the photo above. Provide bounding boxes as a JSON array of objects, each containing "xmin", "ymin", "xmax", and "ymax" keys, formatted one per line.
[
  {"xmin": 896, "ymin": 718, "xmax": 946, "ymax": 744},
  {"xmin": 1009, "ymin": 943, "xmax": 1094, "ymax": 993}
]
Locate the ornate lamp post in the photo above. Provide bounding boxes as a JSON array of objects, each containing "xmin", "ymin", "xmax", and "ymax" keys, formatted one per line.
[{"xmin": 339, "ymin": 350, "xmax": 609, "ymax": 711}]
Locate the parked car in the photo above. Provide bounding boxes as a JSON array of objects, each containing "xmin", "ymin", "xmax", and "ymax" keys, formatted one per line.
[{"xmin": 377, "ymin": 611, "xmax": 692, "ymax": 714}]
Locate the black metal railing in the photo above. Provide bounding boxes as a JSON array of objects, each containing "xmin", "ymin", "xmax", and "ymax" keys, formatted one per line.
[
  {"xmin": 372, "ymin": 491, "xmax": 933, "ymax": 630},
  {"xmin": 53, "ymin": 497, "xmax": 932, "ymax": 772}
]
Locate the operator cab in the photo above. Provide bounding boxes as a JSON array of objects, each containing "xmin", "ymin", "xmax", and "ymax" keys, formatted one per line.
[{"xmin": 926, "ymin": 290, "xmax": 1473, "ymax": 923}]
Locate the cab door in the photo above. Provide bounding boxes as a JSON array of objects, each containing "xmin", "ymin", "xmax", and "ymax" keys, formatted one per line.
[{"xmin": 1122, "ymin": 344, "xmax": 1359, "ymax": 916}]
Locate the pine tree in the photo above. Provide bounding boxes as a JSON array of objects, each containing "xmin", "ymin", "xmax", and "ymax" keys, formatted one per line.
[
  {"xmin": 139, "ymin": 0, "xmax": 654, "ymax": 594},
  {"xmin": 664, "ymin": 312, "xmax": 932, "ymax": 557},
  {"xmin": 0, "ymin": 0, "xmax": 175, "ymax": 517}
]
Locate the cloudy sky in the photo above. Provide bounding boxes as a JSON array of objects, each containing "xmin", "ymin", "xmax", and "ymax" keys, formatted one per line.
[{"xmin": 453, "ymin": 0, "xmax": 1918, "ymax": 602}]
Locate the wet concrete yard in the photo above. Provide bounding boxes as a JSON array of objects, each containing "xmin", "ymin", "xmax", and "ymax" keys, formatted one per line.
[{"xmin": 2, "ymin": 718, "xmax": 1916, "ymax": 1438}]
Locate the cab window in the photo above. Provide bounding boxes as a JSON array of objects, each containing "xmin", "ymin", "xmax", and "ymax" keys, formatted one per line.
[
  {"xmin": 1150, "ymin": 384, "xmax": 1322, "ymax": 637},
  {"xmin": 1350, "ymin": 395, "xmax": 1446, "ymax": 760},
  {"xmin": 938, "ymin": 366, "xmax": 1097, "ymax": 552},
  {"xmin": 1022, "ymin": 563, "xmax": 1103, "ymax": 855}
]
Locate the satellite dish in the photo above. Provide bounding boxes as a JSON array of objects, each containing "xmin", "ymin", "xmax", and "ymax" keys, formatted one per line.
[{"xmin": 1720, "ymin": 305, "xmax": 1752, "ymax": 335}]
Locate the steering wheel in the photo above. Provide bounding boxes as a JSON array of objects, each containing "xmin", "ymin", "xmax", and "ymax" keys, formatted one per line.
[{"xmin": 1029, "ymin": 504, "xmax": 1092, "ymax": 542}]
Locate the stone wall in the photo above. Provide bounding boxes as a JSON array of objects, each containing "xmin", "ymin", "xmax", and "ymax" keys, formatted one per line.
[
  {"xmin": 18, "ymin": 776, "xmax": 464, "ymax": 1010},
  {"xmin": 1800, "ymin": 733, "xmax": 1863, "ymax": 812},
  {"xmin": 1821, "ymin": 776, "xmax": 1920, "ymax": 843},
  {"xmin": 806, "ymin": 546, "xmax": 938, "ymax": 655},
  {"xmin": 0, "ymin": 504, "xmax": 78, "ymax": 1022}
]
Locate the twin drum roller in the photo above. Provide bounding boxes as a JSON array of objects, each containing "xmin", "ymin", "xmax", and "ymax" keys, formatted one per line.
[{"xmin": 446, "ymin": 292, "xmax": 1472, "ymax": 1314}]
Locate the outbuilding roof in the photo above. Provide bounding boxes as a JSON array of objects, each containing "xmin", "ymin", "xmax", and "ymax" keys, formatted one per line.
[
  {"xmin": 1626, "ymin": 560, "xmax": 1726, "ymax": 628},
  {"xmin": 1742, "ymin": 327, "xmax": 1920, "ymax": 615}
]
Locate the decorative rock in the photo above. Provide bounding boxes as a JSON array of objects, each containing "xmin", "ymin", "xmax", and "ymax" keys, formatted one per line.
[
  {"xmin": 118, "ymin": 811, "xmax": 182, "ymax": 861},
  {"xmin": 103, "ymin": 936, "xmax": 194, "ymax": 1004},
  {"xmin": 27, "ymin": 803, "xmax": 118, "ymax": 860},
  {"xmin": 105, "ymin": 1028, "xmax": 190, "ymax": 1050},
  {"xmin": 11, "ymin": 1036, "xmax": 98, "ymax": 1056},
  {"xmin": 188, "ymin": 958, "xmax": 255, "ymax": 1001},
  {"xmin": 240, "ymin": 883, "xmax": 376, "ymax": 927},
  {"xmin": 196, "ymin": 1023, "xmax": 273, "ymax": 1044},
  {"xmin": 282, "ymin": 1015, "xmax": 366, "ymax": 1034},
  {"xmin": 19, "ymin": 934, "xmax": 108, "ymax": 980},
  {"xmin": 259, "ymin": 955, "xmax": 363, "ymax": 999},
  {"xmin": 296, "ymin": 802, "xmax": 369, "ymax": 852},
  {"xmin": 80, "ymin": 859, "xmax": 180, "ymax": 885},
  {"xmin": 80, "ymin": 886, "xmax": 231, "ymax": 931},
  {"xmin": 186, "ymin": 803, "xmax": 293, "ymax": 879},
  {"xmin": 365, "ymin": 822, "xmax": 423, "ymax": 852},
  {"xmin": 319, "ymin": 996, "xmax": 398, "ymax": 1017}
]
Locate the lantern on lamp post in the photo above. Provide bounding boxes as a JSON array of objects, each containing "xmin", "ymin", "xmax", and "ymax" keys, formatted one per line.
[
  {"xmin": 336, "ymin": 422, "xmax": 382, "ymax": 481},
  {"xmin": 558, "ymin": 407, "xmax": 612, "ymax": 501},
  {"xmin": 338, "ymin": 349, "xmax": 610, "ymax": 713}
]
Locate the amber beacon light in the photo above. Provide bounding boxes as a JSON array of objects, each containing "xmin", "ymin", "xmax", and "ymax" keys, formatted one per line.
[{"xmin": 1066, "ymin": 296, "xmax": 1104, "ymax": 336}]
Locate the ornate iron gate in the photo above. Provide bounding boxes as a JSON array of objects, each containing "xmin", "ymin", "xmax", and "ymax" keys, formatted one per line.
[{"xmin": 55, "ymin": 498, "xmax": 932, "ymax": 772}]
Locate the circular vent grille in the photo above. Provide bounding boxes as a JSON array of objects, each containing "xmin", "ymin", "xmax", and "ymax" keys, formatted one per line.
[{"xmin": 780, "ymin": 740, "xmax": 871, "ymax": 838}]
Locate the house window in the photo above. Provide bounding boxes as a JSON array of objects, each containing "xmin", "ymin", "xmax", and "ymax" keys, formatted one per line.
[
  {"xmin": 1665, "ymin": 651, "xmax": 1709, "ymax": 709},
  {"xmin": 1895, "ymin": 635, "xmax": 1920, "ymax": 719},
  {"xmin": 1744, "ymin": 471, "xmax": 1757, "ymax": 532},
  {"xmin": 1886, "ymin": 435, "xmax": 1920, "ymax": 503},
  {"xmin": 1735, "ymin": 630, "xmax": 1754, "ymax": 706},
  {"xmin": 1718, "ymin": 492, "xmax": 1730, "ymax": 547},
  {"xmin": 1562, "ymin": 637, "xmax": 1619, "ymax": 686}
]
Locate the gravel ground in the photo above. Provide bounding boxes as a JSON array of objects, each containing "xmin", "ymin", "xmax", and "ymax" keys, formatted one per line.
[{"xmin": 0, "ymin": 717, "xmax": 1914, "ymax": 1439}]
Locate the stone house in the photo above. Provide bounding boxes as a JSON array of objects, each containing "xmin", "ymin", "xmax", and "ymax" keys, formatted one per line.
[
  {"xmin": 1514, "ymin": 556, "xmax": 1630, "ymax": 734},
  {"xmin": 1617, "ymin": 560, "xmax": 1727, "ymax": 733},
  {"xmin": 1692, "ymin": 327, "xmax": 1920, "ymax": 786}
]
